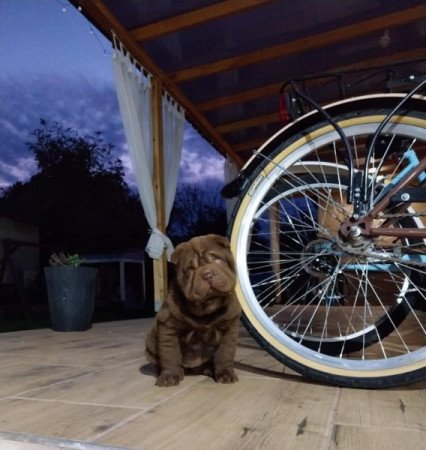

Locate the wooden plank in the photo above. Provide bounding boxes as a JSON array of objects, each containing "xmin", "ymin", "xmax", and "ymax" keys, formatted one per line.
[
  {"xmin": 170, "ymin": 5, "xmax": 426, "ymax": 82},
  {"xmin": 216, "ymin": 112, "xmax": 278, "ymax": 134},
  {"xmin": 130, "ymin": 0, "xmax": 273, "ymax": 41},
  {"xmin": 77, "ymin": 0, "xmax": 243, "ymax": 166}
]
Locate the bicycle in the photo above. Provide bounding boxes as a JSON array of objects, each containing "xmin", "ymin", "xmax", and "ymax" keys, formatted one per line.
[{"xmin": 222, "ymin": 70, "xmax": 426, "ymax": 388}]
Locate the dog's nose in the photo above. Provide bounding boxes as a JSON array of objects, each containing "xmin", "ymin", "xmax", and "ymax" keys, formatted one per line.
[{"xmin": 201, "ymin": 270, "xmax": 215, "ymax": 282}]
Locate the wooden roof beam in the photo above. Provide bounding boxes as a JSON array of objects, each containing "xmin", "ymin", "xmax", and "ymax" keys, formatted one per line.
[
  {"xmin": 170, "ymin": 5, "xmax": 426, "ymax": 82},
  {"xmin": 130, "ymin": 0, "xmax": 273, "ymax": 41}
]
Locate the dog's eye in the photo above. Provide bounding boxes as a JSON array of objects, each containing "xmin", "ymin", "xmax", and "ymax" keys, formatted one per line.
[
  {"xmin": 212, "ymin": 255, "xmax": 223, "ymax": 263},
  {"xmin": 186, "ymin": 264, "xmax": 196, "ymax": 272}
]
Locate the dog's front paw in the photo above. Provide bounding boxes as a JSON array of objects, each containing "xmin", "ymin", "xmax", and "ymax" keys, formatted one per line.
[
  {"xmin": 156, "ymin": 370, "xmax": 184, "ymax": 387},
  {"xmin": 215, "ymin": 367, "xmax": 238, "ymax": 384}
]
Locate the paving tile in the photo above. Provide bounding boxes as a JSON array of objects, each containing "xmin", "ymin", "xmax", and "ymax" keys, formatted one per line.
[
  {"xmin": 1, "ymin": 338, "xmax": 144, "ymax": 370},
  {"xmin": 0, "ymin": 398, "xmax": 139, "ymax": 441},
  {"xmin": 21, "ymin": 360, "xmax": 205, "ymax": 409},
  {"xmin": 0, "ymin": 364, "xmax": 96, "ymax": 398},
  {"xmin": 0, "ymin": 439, "xmax": 61, "ymax": 450},
  {"xmin": 0, "ymin": 431, "xmax": 128, "ymax": 450},
  {"xmin": 96, "ymin": 377, "xmax": 337, "ymax": 450},
  {"xmin": 34, "ymin": 345, "xmax": 144, "ymax": 369},
  {"xmin": 236, "ymin": 347, "xmax": 285, "ymax": 374},
  {"xmin": 335, "ymin": 386, "xmax": 426, "ymax": 430},
  {"xmin": 1, "ymin": 319, "xmax": 423, "ymax": 450},
  {"xmin": 329, "ymin": 425, "xmax": 426, "ymax": 450}
]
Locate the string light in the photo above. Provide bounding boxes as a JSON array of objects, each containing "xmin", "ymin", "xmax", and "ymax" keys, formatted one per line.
[{"xmin": 55, "ymin": 1, "xmax": 111, "ymax": 56}]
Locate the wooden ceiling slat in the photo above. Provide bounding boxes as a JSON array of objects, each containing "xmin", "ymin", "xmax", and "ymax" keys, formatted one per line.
[
  {"xmin": 198, "ymin": 83, "xmax": 281, "ymax": 112},
  {"xmin": 170, "ymin": 5, "xmax": 426, "ymax": 82},
  {"xmin": 76, "ymin": 0, "xmax": 243, "ymax": 166},
  {"xmin": 217, "ymin": 49, "xmax": 426, "ymax": 150},
  {"xmin": 233, "ymin": 137, "xmax": 267, "ymax": 152},
  {"xmin": 198, "ymin": 48, "xmax": 426, "ymax": 113},
  {"xmin": 130, "ymin": 0, "xmax": 273, "ymax": 41},
  {"xmin": 330, "ymin": 48, "xmax": 426, "ymax": 76},
  {"xmin": 216, "ymin": 112, "xmax": 278, "ymax": 134}
]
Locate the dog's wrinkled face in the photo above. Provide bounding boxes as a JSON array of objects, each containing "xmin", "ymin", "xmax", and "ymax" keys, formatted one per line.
[{"xmin": 171, "ymin": 235, "xmax": 236, "ymax": 315}]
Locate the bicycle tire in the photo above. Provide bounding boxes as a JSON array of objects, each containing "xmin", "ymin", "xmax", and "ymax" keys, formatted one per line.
[{"xmin": 229, "ymin": 100, "xmax": 426, "ymax": 388}]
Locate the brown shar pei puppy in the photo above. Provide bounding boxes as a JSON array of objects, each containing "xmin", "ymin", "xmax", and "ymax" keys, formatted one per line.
[{"xmin": 145, "ymin": 234, "xmax": 241, "ymax": 387}]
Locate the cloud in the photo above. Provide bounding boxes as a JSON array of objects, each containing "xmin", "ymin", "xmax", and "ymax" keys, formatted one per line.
[
  {"xmin": 180, "ymin": 124, "xmax": 225, "ymax": 184},
  {"xmin": 0, "ymin": 74, "xmax": 225, "ymax": 191},
  {"xmin": 0, "ymin": 157, "xmax": 37, "ymax": 189},
  {"xmin": 0, "ymin": 74, "xmax": 123, "ymax": 183}
]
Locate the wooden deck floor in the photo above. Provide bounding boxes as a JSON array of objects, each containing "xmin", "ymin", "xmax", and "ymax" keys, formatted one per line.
[{"xmin": 0, "ymin": 319, "xmax": 424, "ymax": 450}]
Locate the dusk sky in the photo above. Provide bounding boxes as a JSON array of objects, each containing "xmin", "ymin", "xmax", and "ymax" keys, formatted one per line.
[{"xmin": 0, "ymin": 0, "xmax": 226, "ymax": 190}]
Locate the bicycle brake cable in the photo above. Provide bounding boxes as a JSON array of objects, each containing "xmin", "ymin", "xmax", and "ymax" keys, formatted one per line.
[
  {"xmin": 362, "ymin": 78, "xmax": 426, "ymax": 209},
  {"xmin": 289, "ymin": 82, "xmax": 355, "ymax": 204}
]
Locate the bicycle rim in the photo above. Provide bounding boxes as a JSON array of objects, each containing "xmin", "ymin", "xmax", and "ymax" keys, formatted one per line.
[{"xmin": 229, "ymin": 110, "xmax": 426, "ymax": 387}]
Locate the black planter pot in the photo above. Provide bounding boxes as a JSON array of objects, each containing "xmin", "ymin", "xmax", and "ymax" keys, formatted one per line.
[{"xmin": 44, "ymin": 266, "xmax": 97, "ymax": 331}]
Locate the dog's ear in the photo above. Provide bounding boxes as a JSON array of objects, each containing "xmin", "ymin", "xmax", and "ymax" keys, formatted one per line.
[
  {"xmin": 207, "ymin": 235, "xmax": 235, "ymax": 271},
  {"xmin": 171, "ymin": 242, "xmax": 187, "ymax": 266},
  {"xmin": 207, "ymin": 234, "xmax": 230, "ymax": 249}
]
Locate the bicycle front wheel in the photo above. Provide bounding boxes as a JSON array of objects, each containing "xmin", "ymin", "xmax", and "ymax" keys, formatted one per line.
[{"xmin": 229, "ymin": 103, "xmax": 426, "ymax": 388}]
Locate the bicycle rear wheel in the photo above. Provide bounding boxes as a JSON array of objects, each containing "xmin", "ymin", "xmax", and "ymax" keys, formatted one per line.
[{"xmin": 229, "ymin": 101, "xmax": 426, "ymax": 388}]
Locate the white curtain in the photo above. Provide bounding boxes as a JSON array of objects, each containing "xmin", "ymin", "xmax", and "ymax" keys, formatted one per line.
[
  {"xmin": 112, "ymin": 39, "xmax": 185, "ymax": 260},
  {"xmin": 224, "ymin": 157, "xmax": 238, "ymax": 221},
  {"xmin": 162, "ymin": 95, "xmax": 185, "ymax": 224}
]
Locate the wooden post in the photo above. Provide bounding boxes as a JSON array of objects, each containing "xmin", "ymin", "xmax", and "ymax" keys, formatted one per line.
[{"xmin": 151, "ymin": 77, "xmax": 168, "ymax": 311}]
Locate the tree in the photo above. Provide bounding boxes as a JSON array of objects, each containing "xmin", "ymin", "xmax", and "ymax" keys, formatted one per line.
[
  {"xmin": 168, "ymin": 182, "xmax": 227, "ymax": 244},
  {"xmin": 0, "ymin": 120, "xmax": 148, "ymax": 254}
]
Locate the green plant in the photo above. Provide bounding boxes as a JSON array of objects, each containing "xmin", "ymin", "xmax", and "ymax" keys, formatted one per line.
[{"xmin": 49, "ymin": 252, "xmax": 84, "ymax": 267}]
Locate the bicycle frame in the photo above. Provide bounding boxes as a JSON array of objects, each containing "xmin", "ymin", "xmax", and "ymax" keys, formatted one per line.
[{"xmin": 340, "ymin": 154, "xmax": 426, "ymax": 240}]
